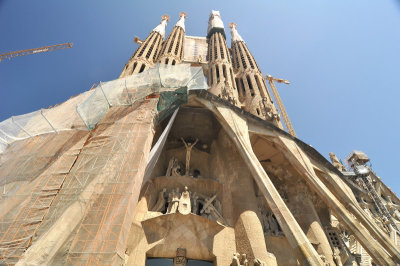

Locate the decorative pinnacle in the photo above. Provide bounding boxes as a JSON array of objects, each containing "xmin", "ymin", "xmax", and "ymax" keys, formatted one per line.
[
  {"xmin": 176, "ymin": 12, "xmax": 187, "ymax": 31},
  {"xmin": 161, "ymin": 15, "xmax": 170, "ymax": 22},
  {"xmin": 153, "ymin": 15, "xmax": 169, "ymax": 38},
  {"xmin": 229, "ymin": 22, "xmax": 244, "ymax": 43}
]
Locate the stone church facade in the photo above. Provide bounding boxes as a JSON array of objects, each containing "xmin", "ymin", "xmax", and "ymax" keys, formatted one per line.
[{"xmin": 1, "ymin": 10, "xmax": 400, "ymax": 266}]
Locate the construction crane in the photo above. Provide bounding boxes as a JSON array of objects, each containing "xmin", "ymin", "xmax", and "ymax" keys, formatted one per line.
[
  {"xmin": 0, "ymin": 42, "xmax": 73, "ymax": 62},
  {"xmin": 266, "ymin": 74, "xmax": 297, "ymax": 137}
]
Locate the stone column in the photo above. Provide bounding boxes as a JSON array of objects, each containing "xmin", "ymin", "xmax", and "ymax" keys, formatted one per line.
[{"xmin": 288, "ymin": 183, "xmax": 334, "ymax": 265}]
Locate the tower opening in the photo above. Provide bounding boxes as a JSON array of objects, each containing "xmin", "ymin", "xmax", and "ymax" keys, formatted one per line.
[
  {"xmin": 139, "ymin": 64, "xmax": 146, "ymax": 73},
  {"xmin": 246, "ymin": 75, "xmax": 254, "ymax": 96},
  {"xmin": 255, "ymin": 75, "xmax": 265, "ymax": 97}
]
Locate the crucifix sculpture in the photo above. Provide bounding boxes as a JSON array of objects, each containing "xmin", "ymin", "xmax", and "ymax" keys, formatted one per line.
[{"xmin": 180, "ymin": 137, "xmax": 199, "ymax": 176}]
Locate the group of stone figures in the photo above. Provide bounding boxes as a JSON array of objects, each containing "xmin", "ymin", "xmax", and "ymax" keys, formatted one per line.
[
  {"xmin": 258, "ymin": 206, "xmax": 283, "ymax": 236},
  {"xmin": 151, "ymin": 186, "xmax": 226, "ymax": 224},
  {"xmin": 165, "ymin": 138, "xmax": 201, "ymax": 178},
  {"xmin": 230, "ymin": 253, "xmax": 266, "ymax": 266}
]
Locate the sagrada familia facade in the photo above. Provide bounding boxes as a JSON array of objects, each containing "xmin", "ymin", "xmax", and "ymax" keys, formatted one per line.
[{"xmin": 1, "ymin": 10, "xmax": 400, "ymax": 266}]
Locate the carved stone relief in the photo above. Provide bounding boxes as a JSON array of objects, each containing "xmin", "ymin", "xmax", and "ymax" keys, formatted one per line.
[
  {"xmin": 174, "ymin": 248, "xmax": 187, "ymax": 266},
  {"xmin": 181, "ymin": 137, "xmax": 199, "ymax": 176},
  {"xmin": 329, "ymin": 152, "xmax": 346, "ymax": 172},
  {"xmin": 230, "ymin": 253, "xmax": 248, "ymax": 266},
  {"xmin": 258, "ymin": 205, "xmax": 283, "ymax": 237},
  {"xmin": 151, "ymin": 186, "xmax": 225, "ymax": 224}
]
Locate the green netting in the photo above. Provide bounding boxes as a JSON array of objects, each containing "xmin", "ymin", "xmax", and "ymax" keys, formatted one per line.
[
  {"xmin": 157, "ymin": 87, "xmax": 188, "ymax": 122},
  {"xmin": 77, "ymin": 63, "xmax": 206, "ymax": 129}
]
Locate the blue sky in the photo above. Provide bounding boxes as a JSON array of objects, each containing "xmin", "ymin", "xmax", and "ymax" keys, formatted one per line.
[{"xmin": 1, "ymin": 0, "xmax": 399, "ymax": 195}]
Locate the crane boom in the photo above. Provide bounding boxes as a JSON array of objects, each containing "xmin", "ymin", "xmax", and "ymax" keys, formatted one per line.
[
  {"xmin": 0, "ymin": 42, "xmax": 73, "ymax": 62},
  {"xmin": 266, "ymin": 74, "xmax": 297, "ymax": 137}
]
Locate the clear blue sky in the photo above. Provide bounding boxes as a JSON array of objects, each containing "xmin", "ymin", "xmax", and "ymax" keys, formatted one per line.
[{"xmin": 1, "ymin": 0, "xmax": 399, "ymax": 195}]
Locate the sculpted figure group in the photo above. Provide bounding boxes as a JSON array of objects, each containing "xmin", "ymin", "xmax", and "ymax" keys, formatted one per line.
[
  {"xmin": 230, "ymin": 253, "xmax": 265, "ymax": 266},
  {"xmin": 151, "ymin": 186, "xmax": 225, "ymax": 224},
  {"xmin": 165, "ymin": 137, "xmax": 202, "ymax": 178},
  {"xmin": 258, "ymin": 206, "xmax": 283, "ymax": 236}
]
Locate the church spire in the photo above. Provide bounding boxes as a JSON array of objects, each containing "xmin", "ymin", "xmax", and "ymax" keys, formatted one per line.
[
  {"xmin": 158, "ymin": 12, "xmax": 186, "ymax": 66},
  {"xmin": 229, "ymin": 22, "xmax": 282, "ymax": 128},
  {"xmin": 119, "ymin": 15, "xmax": 169, "ymax": 77},
  {"xmin": 206, "ymin": 11, "xmax": 239, "ymax": 106}
]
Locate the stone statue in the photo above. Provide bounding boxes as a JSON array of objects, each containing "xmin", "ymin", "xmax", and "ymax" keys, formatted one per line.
[
  {"xmin": 231, "ymin": 253, "xmax": 249, "ymax": 266},
  {"xmin": 181, "ymin": 137, "xmax": 199, "ymax": 176},
  {"xmin": 329, "ymin": 152, "xmax": 346, "ymax": 172},
  {"xmin": 191, "ymin": 192, "xmax": 199, "ymax": 214},
  {"xmin": 166, "ymin": 157, "xmax": 175, "ymax": 176},
  {"xmin": 214, "ymin": 199, "xmax": 222, "ymax": 214},
  {"xmin": 254, "ymin": 258, "xmax": 266, "ymax": 266},
  {"xmin": 171, "ymin": 160, "xmax": 182, "ymax": 177},
  {"xmin": 152, "ymin": 188, "xmax": 167, "ymax": 212},
  {"xmin": 241, "ymin": 254, "xmax": 248, "ymax": 266},
  {"xmin": 167, "ymin": 188, "xmax": 180, "ymax": 214},
  {"xmin": 333, "ymin": 247, "xmax": 343, "ymax": 266},
  {"xmin": 178, "ymin": 186, "xmax": 191, "ymax": 215},
  {"xmin": 267, "ymin": 212, "xmax": 279, "ymax": 235},
  {"xmin": 231, "ymin": 253, "xmax": 241, "ymax": 266}
]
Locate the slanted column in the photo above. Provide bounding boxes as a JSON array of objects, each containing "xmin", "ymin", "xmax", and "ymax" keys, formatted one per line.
[
  {"xmin": 229, "ymin": 23, "xmax": 281, "ymax": 127},
  {"xmin": 119, "ymin": 15, "xmax": 169, "ymax": 78},
  {"xmin": 158, "ymin": 12, "xmax": 187, "ymax": 66},
  {"xmin": 206, "ymin": 10, "xmax": 239, "ymax": 106}
]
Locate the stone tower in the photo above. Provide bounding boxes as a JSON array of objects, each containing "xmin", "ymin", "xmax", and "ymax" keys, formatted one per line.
[
  {"xmin": 120, "ymin": 15, "xmax": 169, "ymax": 77},
  {"xmin": 206, "ymin": 10, "xmax": 239, "ymax": 106},
  {"xmin": 229, "ymin": 23, "xmax": 281, "ymax": 127},
  {"xmin": 158, "ymin": 12, "xmax": 186, "ymax": 65}
]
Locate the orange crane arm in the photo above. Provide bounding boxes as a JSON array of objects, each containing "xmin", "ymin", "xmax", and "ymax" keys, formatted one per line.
[
  {"xmin": 0, "ymin": 42, "xmax": 73, "ymax": 62},
  {"xmin": 266, "ymin": 75, "xmax": 297, "ymax": 137}
]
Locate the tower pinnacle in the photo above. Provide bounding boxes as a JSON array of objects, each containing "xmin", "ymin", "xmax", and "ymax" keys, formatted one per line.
[
  {"xmin": 229, "ymin": 22, "xmax": 244, "ymax": 43},
  {"xmin": 175, "ymin": 12, "xmax": 187, "ymax": 31},
  {"xmin": 207, "ymin": 10, "xmax": 225, "ymax": 39},
  {"xmin": 152, "ymin": 15, "xmax": 170, "ymax": 39}
]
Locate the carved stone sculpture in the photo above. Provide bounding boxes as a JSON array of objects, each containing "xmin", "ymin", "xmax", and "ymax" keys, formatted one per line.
[
  {"xmin": 200, "ymin": 195, "xmax": 226, "ymax": 224},
  {"xmin": 174, "ymin": 248, "xmax": 187, "ymax": 266},
  {"xmin": 231, "ymin": 253, "xmax": 241, "ymax": 266},
  {"xmin": 254, "ymin": 258, "xmax": 266, "ymax": 266},
  {"xmin": 333, "ymin": 247, "xmax": 343, "ymax": 266},
  {"xmin": 241, "ymin": 254, "xmax": 248, "ymax": 266},
  {"xmin": 171, "ymin": 159, "xmax": 182, "ymax": 177},
  {"xmin": 267, "ymin": 212, "xmax": 279, "ymax": 236},
  {"xmin": 166, "ymin": 157, "xmax": 175, "ymax": 176},
  {"xmin": 152, "ymin": 188, "xmax": 167, "ymax": 212},
  {"xmin": 167, "ymin": 188, "xmax": 180, "ymax": 214},
  {"xmin": 230, "ymin": 253, "xmax": 249, "ymax": 266},
  {"xmin": 178, "ymin": 186, "xmax": 191, "ymax": 215},
  {"xmin": 191, "ymin": 192, "xmax": 199, "ymax": 214},
  {"xmin": 181, "ymin": 137, "xmax": 199, "ymax": 176},
  {"xmin": 329, "ymin": 152, "xmax": 346, "ymax": 172}
]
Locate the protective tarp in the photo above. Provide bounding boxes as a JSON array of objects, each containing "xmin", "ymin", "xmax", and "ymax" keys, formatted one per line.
[
  {"xmin": 0, "ymin": 63, "xmax": 207, "ymax": 152},
  {"xmin": 77, "ymin": 63, "xmax": 206, "ymax": 129},
  {"xmin": 0, "ymin": 91, "xmax": 90, "ymax": 153}
]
